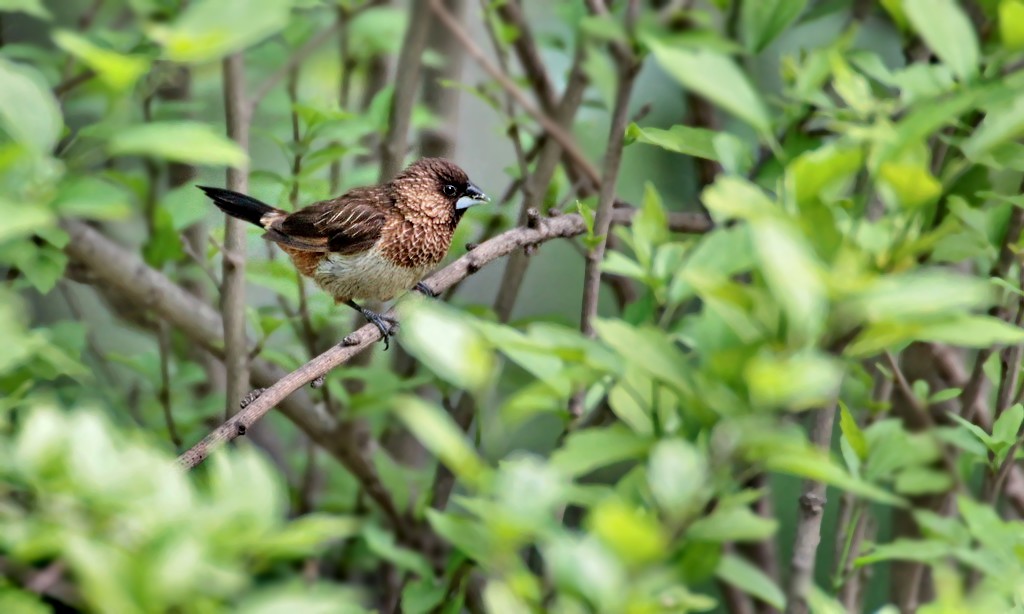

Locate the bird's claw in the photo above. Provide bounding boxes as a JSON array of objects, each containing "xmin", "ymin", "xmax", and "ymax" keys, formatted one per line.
[
  {"xmin": 415, "ymin": 282, "xmax": 438, "ymax": 298},
  {"xmin": 363, "ymin": 310, "xmax": 397, "ymax": 350}
]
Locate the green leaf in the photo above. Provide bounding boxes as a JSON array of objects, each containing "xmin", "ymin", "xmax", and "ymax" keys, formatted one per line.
[
  {"xmin": 550, "ymin": 425, "xmax": 651, "ymax": 477},
  {"xmin": 688, "ymin": 506, "xmax": 778, "ymax": 542},
  {"xmin": 593, "ymin": 319, "xmax": 690, "ymax": 393},
  {"xmin": 903, "ymin": 0, "xmax": 979, "ymax": 81},
  {"xmin": 0, "ymin": 197, "xmax": 54, "ymax": 244},
  {"xmin": 362, "ymin": 524, "xmax": 434, "ymax": 578},
  {"xmin": 839, "ymin": 402, "xmax": 869, "ymax": 461},
  {"xmin": 254, "ymin": 515, "xmax": 362, "ymax": 559},
  {"xmin": 701, "ymin": 176, "xmax": 776, "ymax": 221},
  {"xmin": 1000, "ymin": 0, "xmax": 1024, "ymax": 50},
  {"xmin": 961, "ymin": 92, "xmax": 1024, "ymax": 161},
  {"xmin": 625, "ymin": 123, "xmax": 719, "ymax": 161},
  {"xmin": 856, "ymin": 539, "xmax": 954, "ymax": 566},
  {"xmin": 917, "ymin": 316, "xmax": 1024, "ymax": 347},
  {"xmin": 108, "ymin": 121, "xmax": 248, "ymax": 167},
  {"xmin": 740, "ymin": 0, "xmax": 807, "ymax": 52},
  {"xmin": 878, "ymin": 162, "xmax": 942, "ymax": 210},
  {"xmin": 992, "ymin": 403, "xmax": 1023, "ymax": 446},
  {"xmin": 844, "ymin": 271, "xmax": 994, "ymax": 322},
  {"xmin": 0, "ymin": 0, "xmax": 51, "ymax": 19},
  {"xmin": 397, "ymin": 298, "xmax": 494, "ymax": 392},
  {"xmin": 787, "ymin": 144, "xmax": 863, "ymax": 205},
  {"xmin": 394, "ymin": 396, "xmax": 487, "ymax": 487},
  {"xmin": 647, "ymin": 39, "xmax": 771, "ymax": 134},
  {"xmin": 52, "ymin": 30, "xmax": 149, "ymax": 90},
  {"xmin": 894, "ymin": 467, "xmax": 953, "ymax": 495},
  {"xmin": 53, "ymin": 176, "xmax": 133, "ymax": 220},
  {"xmin": 0, "ymin": 58, "xmax": 62, "ymax": 153},
  {"xmin": 149, "ymin": 0, "xmax": 291, "ymax": 62},
  {"xmin": 587, "ymin": 498, "xmax": 666, "ymax": 566},
  {"xmin": 716, "ymin": 554, "xmax": 786, "ymax": 610},
  {"xmin": 745, "ymin": 352, "xmax": 843, "ymax": 411},
  {"xmin": 647, "ymin": 439, "xmax": 707, "ymax": 518},
  {"xmin": 632, "ymin": 183, "xmax": 669, "ymax": 267},
  {"xmin": 752, "ymin": 219, "xmax": 826, "ymax": 341}
]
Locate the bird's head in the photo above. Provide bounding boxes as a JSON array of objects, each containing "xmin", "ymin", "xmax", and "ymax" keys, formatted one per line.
[{"xmin": 390, "ymin": 158, "xmax": 490, "ymax": 220}]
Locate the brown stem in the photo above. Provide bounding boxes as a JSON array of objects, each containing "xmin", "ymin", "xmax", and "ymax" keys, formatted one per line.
[
  {"xmin": 785, "ymin": 403, "xmax": 837, "ymax": 614},
  {"xmin": 378, "ymin": 0, "xmax": 432, "ymax": 182},
  {"xmin": 579, "ymin": 25, "xmax": 640, "ymax": 338},
  {"xmin": 220, "ymin": 54, "xmax": 251, "ymax": 419},
  {"xmin": 419, "ymin": 0, "xmax": 467, "ymax": 158}
]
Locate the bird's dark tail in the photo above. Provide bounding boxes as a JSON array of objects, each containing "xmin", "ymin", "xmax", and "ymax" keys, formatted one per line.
[{"xmin": 197, "ymin": 186, "xmax": 278, "ymax": 227}]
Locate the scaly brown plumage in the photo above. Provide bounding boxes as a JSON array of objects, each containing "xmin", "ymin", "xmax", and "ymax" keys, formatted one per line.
[{"xmin": 199, "ymin": 158, "xmax": 490, "ymax": 348}]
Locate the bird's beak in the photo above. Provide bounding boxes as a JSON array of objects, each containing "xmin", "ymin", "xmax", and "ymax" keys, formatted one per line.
[{"xmin": 456, "ymin": 183, "xmax": 490, "ymax": 210}]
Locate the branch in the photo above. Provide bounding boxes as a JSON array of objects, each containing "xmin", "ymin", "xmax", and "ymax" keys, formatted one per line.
[
  {"xmin": 61, "ymin": 220, "xmax": 410, "ymax": 539},
  {"xmin": 428, "ymin": 0, "xmax": 601, "ymax": 185},
  {"xmin": 176, "ymin": 207, "xmax": 711, "ymax": 466},
  {"xmin": 379, "ymin": 0, "xmax": 432, "ymax": 182},
  {"xmin": 785, "ymin": 403, "xmax": 836, "ymax": 614},
  {"xmin": 221, "ymin": 54, "xmax": 251, "ymax": 418}
]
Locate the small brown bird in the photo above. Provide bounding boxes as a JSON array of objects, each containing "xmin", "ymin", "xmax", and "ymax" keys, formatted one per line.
[{"xmin": 199, "ymin": 158, "xmax": 489, "ymax": 348}]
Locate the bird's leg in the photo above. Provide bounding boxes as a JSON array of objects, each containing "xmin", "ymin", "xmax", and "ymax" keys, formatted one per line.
[
  {"xmin": 414, "ymin": 282, "xmax": 438, "ymax": 298},
  {"xmin": 344, "ymin": 300, "xmax": 397, "ymax": 350}
]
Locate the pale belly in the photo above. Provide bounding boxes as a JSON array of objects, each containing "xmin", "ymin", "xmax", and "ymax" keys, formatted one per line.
[{"xmin": 313, "ymin": 250, "xmax": 432, "ymax": 303}]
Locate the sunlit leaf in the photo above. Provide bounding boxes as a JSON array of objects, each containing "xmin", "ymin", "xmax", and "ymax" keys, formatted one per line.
[
  {"xmin": 551, "ymin": 425, "xmax": 651, "ymax": 477},
  {"xmin": 625, "ymin": 123, "xmax": 720, "ymax": 161},
  {"xmin": 1001, "ymin": 0, "xmax": 1024, "ymax": 50},
  {"xmin": 903, "ymin": 0, "xmax": 979, "ymax": 81},
  {"xmin": 647, "ymin": 39, "xmax": 771, "ymax": 133},
  {"xmin": 398, "ymin": 298, "xmax": 494, "ymax": 392},
  {"xmin": 394, "ymin": 395, "xmax": 487, "ymax": 486},
  {"xmin": 149, "ymin": 0, "xmax": 291, "ymax": 62},
  {"xmin": 0, "ymin": 58, "xmax": 61, "ymax": 153},
  {"xmin": 716, "ymin": 554, "xmax": 786, "ymax": 609},
  {"xmin": 53, "ymin": 30, "xmax": 149, "ymax": 90},
  {"xmin": 108, "ymin": 121, "xmax": 248, "ymax": 167}
]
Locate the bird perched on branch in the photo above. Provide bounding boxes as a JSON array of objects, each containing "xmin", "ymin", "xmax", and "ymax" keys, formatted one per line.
[{"xmin": 199, "ymin": 158, "xmax": 490, "ymax": 349}]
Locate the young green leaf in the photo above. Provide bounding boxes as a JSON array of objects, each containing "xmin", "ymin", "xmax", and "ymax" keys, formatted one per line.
[
  {"xmin": 839, "ymin": 402, "xmax": 869, "ymax": 461},
  {"xmin": 148, "ymin": 0, "xmax": 291, "ymax": 62},
  {"xmin": 740, "ymin": 0, "xmax": 807, "ymax": 52},
  {"xmin": 625, "ymin": 123, "xmax": 720, "ymax": 160},
  {"xmin": 550, "ymin": 425, "xmax": 651, "ymax": 477},
  {"xmin": 647, "ymin": 39, "xmax": 771, "ymax": 134},
  {"xmin": 108, "ymin": 121, "xmax": 248, "ymax": 167},
  {"xmin": 394, "ymin": 395, "xmax": 488, "ymax": 487},
  {"xmin": 716, "ymin": 554, "xmax": 786, "ymax": 610},
  {"xmin": 0, "ymin": 58, "xmax": 62, "ymax": 153},
  {"xmin": 903, "ymin": 0, "xmax": 979, "ymax": 81}
]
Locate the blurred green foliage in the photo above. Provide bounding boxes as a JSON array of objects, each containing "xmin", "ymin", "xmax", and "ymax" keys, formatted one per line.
[{"xmin": 3, "ymin": 0, "xmax": 1024, "ymax": 612}]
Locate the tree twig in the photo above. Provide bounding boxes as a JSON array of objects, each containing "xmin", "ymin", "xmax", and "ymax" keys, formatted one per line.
[
  {"xmin": 785, "ymin": 403, "xmax": 837, "ymax": 614},
  {"xmin": 248, "ymin": 21, "xmax": 344, "ymax": 111},
  {"xmin": 378, "ymin": 0, "xmax": 432, "ymax": 181},
  {"xmin": 220, "ymin": 53, "xmax": 251, "ymax": 419},
  {"xmin": 578, "ymin": 0, "xmax": 640, "ymax": 339}
]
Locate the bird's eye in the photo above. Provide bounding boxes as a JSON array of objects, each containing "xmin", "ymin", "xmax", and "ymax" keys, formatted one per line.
[{"xmin": 442, "ymin": 184, "xmax": 457, "ymax": 197}]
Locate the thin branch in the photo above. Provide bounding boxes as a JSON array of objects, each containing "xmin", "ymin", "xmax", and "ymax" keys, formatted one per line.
[
  {"xmin": 428, "ymin": 0, "xmax": 601, "ymax": 185},
  {"xmin": 785, "ymin": 403, "xmax": 837, "ymax": 614},
  {"xmin": 221, "ymin": 54, "xmax": 251, "ymax": 419},
  {"xmin": 176, "ymin": 207, "xmax": 710, "ymax": 468},
  {"xmin": 61, "ymin": 220, "xmax": 410, "ymax": 539},
  {"xmin": 419, "ymin": 0, "xmax": 467, "ymax": 158},
  {"xmin": 378, "ymin": 0, "xmax": 432, "ymax": 181},
  {"xmin": 495, "ymin": 0, "xmax": 556, "ymax": 112},
  {"xmin": 492, "ymin": 43, "xmax": 589, "ymax": 322},
  {"xmin": 579, "ymin": 1, "xmax": 641, "ymax": 338},
  {"xmin": 157, "ymin": 322, "xmax": 182, "ymax": 449}
]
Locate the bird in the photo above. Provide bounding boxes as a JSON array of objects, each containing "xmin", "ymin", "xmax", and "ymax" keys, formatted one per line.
[{"xmin": 198, "ymin": 158, "xmax": 490, "ymax": 349}]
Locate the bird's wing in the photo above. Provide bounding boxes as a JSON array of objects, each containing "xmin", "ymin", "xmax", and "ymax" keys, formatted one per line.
[{"xmin": 268, "ymin": 187, "xmax": 390, "ymax": 255}]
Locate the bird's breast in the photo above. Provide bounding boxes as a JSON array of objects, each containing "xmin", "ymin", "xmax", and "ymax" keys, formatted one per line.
[{"xmin": 313, "ymin": 248, "xmax": 431, "ymax": 303}]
